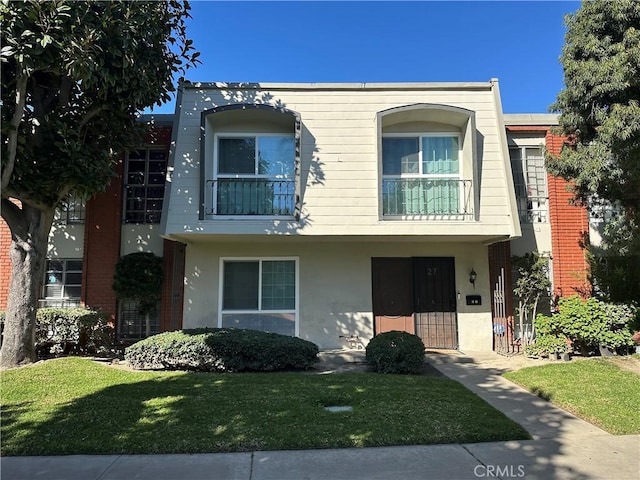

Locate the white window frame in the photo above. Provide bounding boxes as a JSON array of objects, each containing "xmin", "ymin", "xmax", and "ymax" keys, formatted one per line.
[
  {"xmin": 212, "ymin": 132, "xmax": 296, "ymax": 219},
  {"xmin": 40, "ymin": 258, "xmax": 83, "ymax": 308},
  {"xmin": 218, "ymin": 257, "xmax": 300, "ymax": 336},
  {"xmin": 382, "ymin": 132, "xmax": 464, "ymax": 218},
  {"xmin": 509, "ymin": 145, "xmax": 548, "ymax": 224}
]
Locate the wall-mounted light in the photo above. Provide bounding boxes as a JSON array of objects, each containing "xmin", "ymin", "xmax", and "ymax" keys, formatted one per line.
[{"xmin": 469, "ymin": 268, "xmax": 477, "ymax": 289}]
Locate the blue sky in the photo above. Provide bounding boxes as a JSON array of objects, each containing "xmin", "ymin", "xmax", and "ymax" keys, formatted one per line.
[{"xmin": 149, "ymin": 1, "xmax": 582, "ymax": 114}]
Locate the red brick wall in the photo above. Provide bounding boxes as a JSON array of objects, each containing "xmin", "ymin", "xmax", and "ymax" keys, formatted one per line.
[
  {"xmin": 545, "ymin": 131, "xmax": 591, "ymax": 299},
  {"xmin": 0, "ymin": 218, "xmax": 12, "ymax": 310},
  {"xmin": 82, "ymin": 159, "xmax": 124, "ymax": 320}
]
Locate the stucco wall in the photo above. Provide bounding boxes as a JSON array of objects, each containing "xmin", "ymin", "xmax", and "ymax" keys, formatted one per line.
[{"xmin": 181, "ymin": 239, "xmax": 493, "ymax": 351}]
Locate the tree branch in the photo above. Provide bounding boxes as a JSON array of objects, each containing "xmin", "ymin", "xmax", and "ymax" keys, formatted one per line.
[
  {"xmin": 1, "ymin": 74, "xmax": 28, "ymax": 192},
  {"xmin": 79, "ymin": 105, "xmax": 105, "ymax": 128},
  {"xmin": 0, "ymin": 198, "xmax": 26, "ymax": 239}
]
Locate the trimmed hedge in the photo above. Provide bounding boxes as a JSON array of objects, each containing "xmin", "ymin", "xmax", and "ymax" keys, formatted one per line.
[
  {"xmin": 0, "ymin": 308, "xmax": 114, "ymax": 355},
  {"xmin": 366, "ymin": 331, "xmax": 425, "ymax": 374},
  {"xmin": 125, "ymin": 328, "xmax": 320, "ymax": 372}
]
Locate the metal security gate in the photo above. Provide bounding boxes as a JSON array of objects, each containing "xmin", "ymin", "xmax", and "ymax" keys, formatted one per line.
[
  {"xmin": 372, "ymin": 257, "xmax": 458, "ymax": 349},
  {"xmin": 492, "ymin": 267, "xmax": 516, "ymax": 354},
  {"xmin": 413, "ymin": 257, "xmax": 458, "ymax": 349}
]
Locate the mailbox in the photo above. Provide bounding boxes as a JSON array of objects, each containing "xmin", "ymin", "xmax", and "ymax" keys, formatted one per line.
[{"xmin": 466, "ymin": 295, "xmax": 481, "ymax": 306}]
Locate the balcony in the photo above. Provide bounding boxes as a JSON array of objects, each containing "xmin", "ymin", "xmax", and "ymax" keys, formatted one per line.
[
  {"xmin": 208, "ymin": 179, "xmax": 295, "ymax": 216},
  {"xmin": 382, "ymin": 178, "xmax": 473, "ymax": 217}
]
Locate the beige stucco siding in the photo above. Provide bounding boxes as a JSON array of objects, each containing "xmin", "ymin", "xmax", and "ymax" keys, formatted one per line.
[
  {"xmin": 47, "ymin": 224, "xmax": 84, "ymax": 259},
  {"xmin": 163, "ymin": 83, "xmax": 518, "ymax": 240},
  {"xmin": 181, "ymin": 240, "xmax": 493, "ymax": 351}
]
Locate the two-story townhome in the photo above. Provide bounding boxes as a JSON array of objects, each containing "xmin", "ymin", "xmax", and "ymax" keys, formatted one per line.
[
  {"xmin": 160, "ymin": 80, "xmax": 522, "ymax": 351},
  {"xmin": 0, "ymin": 81, "xmax": 592, "ymax": 353}
]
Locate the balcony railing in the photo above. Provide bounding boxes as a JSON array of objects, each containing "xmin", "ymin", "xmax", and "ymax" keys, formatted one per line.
[
  {"xmin": 208, "ymin": 178, "xmax": 295, "ymax": 216},
  {"xmin": 382, "ymin": 178, "xmax": 473, "ymax": 217}
]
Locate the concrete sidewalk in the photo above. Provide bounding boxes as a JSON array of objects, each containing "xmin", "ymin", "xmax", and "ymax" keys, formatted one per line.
[{"xmin": 2, "ymin": 351, "xmax": 639, "ymax": 480}]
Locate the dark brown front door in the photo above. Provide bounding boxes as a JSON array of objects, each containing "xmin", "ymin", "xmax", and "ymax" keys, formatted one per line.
[
  {"xmin": 372, "ymin": 257, "xmax": 458, "ymax": 349},
  {"xmin": 372, "ymin": 258, "xmax": 415, "ymax": 335}
]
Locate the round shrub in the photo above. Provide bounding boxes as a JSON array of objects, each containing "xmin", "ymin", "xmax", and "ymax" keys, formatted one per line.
[
  {"xmin": 365, "ymin": 331, "xmax": 425, "ymax": 374},
  {"xmin": 125, "ymin": 328, "xmax": 319, "ymax": 372}
]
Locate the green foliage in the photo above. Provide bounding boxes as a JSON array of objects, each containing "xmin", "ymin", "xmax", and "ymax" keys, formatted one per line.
[
  {"xmin": 0, "ymin": 0, "xmax": 198, "ymax": 367},
  {"xmin": 125, "ymin": 328, "xmax": 320, "ymax": 372},
  {"xmin": 365, "ymin": 331, "xmax": 425, "ymax": 374},
  {"xmin": 512, "ymin": 253, "xmax": 551, "ymax": 345},
  {"xmin": 588, "ymin": 211, "xmax": 640, "ymax": 304},
  {"xmin": 1, "ymin": 0, "xmax": 199, "ymax": 205},
  {"xmin": 113, "ymin": 252, "xmax": 163, "ymax": 316},
  {"xmin": 549, "ymin": 0, "xmax": 640, "ymax": 261},
  {"xmin": 1, "ymin": 307, "xmax": 114, "ymax": 355},
  {"xmin": 531, "ymin": 296, "xmax": 635, "ymax": 354}
]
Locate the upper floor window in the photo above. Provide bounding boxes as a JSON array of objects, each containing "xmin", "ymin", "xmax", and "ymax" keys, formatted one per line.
[
  {"xmin": 509, "ymin": 147, "xmax": 548, "ymax": 223},
  {"xmin": 40, "ymin": 259, "xmax": 82, "ymax": 308},
  {"xmin": 124, "ymin": 148, "xmax": 168, "ymax": 224},
  {"xmin": 54, "ymin": 194, "xmax": 86, "ymax": 225},
  {"xmin": 382, "ymin": 134, "xmax": 466, "ymax": 216},
  {"xmin": 212, "ymin": 134, "xmax": 295, "ymax": 216}
]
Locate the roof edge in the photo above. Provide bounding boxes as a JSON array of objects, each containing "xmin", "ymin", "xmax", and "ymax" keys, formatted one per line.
[
  {"xmin": 181, "ymin": 80, "xmax": 495, "ymax": 92},
  {"xmin": 503, "ymin": 113, "xmax": 558, "ymax": 126}
]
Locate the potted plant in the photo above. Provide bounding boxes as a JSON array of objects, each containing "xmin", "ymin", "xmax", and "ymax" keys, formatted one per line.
[{"xmin": 632, "ymin": 331, "xmax": 640, "ymax": 354}]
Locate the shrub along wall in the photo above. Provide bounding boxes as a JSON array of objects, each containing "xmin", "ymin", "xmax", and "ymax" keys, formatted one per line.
[
  {"xmin": 0, "ymin": 308, "xmax": 114, "ymax": 355},
  {"xmin": 125, "ymin": 328, "xmax": 319, "ymax": 372}
]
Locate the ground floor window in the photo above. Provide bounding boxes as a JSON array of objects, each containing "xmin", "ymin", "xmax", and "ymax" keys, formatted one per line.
[
  {"xmin": 118, "ymin": 300, "xmax": 160, "ymax": 340},
  {"xmin": 39, "ymin": 259, "xmax": 82, "ymax": 308},
  {"xmin": 220, "ymin": 258, "xmax": 298, "ymax": 336}
]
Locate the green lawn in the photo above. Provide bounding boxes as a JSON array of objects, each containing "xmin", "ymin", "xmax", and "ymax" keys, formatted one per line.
[
  {"xmin": 504, "ymin": 357, "xmax": 640, "ymax": 435},
  {"xmin": 1, "ymin": 357, "xmax": 529, "ymax": 456}
]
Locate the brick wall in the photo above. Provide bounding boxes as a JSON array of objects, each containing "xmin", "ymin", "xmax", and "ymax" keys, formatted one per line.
[
  {"xmin": 545, "ymin": 131, "xmax": 591, "ymax": 299},
  {"xmin": 0, "ymin": 218, "xmax": 11, "ymax": 310},
  {"xmin": 82, "ymin": 158, "xmax": 124, "ymax": 320}
]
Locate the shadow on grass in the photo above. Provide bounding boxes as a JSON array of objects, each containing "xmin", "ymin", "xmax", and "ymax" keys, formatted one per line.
[{"xmin": 2, "ymin": 361, "xmax": 529, "ymax": 457}]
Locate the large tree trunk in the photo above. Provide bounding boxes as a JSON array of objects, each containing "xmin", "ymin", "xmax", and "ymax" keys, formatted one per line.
[{"xmin": 0, "ymin": 203, "xmax": 54, "ymax": 368}]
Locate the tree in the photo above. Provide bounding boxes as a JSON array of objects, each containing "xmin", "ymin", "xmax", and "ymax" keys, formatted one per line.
[
  {"xmin": 0, "ymin": 1, "xmax": 199, "ymax": 367},
  {"xmin": 113, "ymin": 253, "xmax": 164, "ymax": 338},
  {"xmin": 548, "ymin": 1, "xmax": 640, "ymax": 248},
  {"xmin": 512, "ymin": 253, "xmax": 551, "ymax": 346}
]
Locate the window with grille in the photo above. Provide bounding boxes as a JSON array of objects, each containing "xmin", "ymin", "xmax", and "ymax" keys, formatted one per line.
[
  {"xmin": 211, "ymin": 134, "xmax": 295, "ymax": 216},
  {"xmin": 124, "ymin": 148, "xmax": 168, "ymax": 224},
  {"xmin": 509, "ymin": 147, "xmax": 548, "ymax": 223},
  {"xmin": 118, "ymin": 300, "xmax": 161, "ymax": 340},
  {"xmin": 382, "ymin": 134, "xmax": 469, "ymax": 216},
  {"xmin": 40, "ymin": 259, "xmax": 82, "ymax": 308},
  {"xmin": 54, "ymin": 194, "xmax": 86, "ymax": 224}
]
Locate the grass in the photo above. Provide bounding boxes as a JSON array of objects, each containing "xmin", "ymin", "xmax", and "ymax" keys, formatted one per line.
[
  {"xmin": 1, "ymin": 357, "xmax": 529, "ymax": 456},
  {"xmin": 504, "ymin": 357, "xmax": 640, "ymax": 435}
]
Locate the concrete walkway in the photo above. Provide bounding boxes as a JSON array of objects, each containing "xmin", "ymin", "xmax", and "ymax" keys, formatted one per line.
[{"xmin": 2, "ymin": 351, "xmax": 639, "ymax": 480}]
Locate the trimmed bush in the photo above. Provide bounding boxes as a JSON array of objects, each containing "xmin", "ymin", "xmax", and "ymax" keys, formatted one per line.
[
  {"xmin": 532, "ymin": 296, "xmax": 635, "ymax": 354},
  {"xmin": 366, "ymin": 331, "xmax": 425, "ymax": 374},
  {"xmin": 0, "ymin": 308, "xmax": 113, "ymax": 355},
  {"xmin": 125, "ymin": 328, "xmax": 319, "ymax": 372}
]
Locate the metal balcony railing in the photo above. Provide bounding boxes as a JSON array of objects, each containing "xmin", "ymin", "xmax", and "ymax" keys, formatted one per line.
[
  {"xmin": 208, "ymin": 178, "xmax": 295, "ymax": 216},
  {"xmin": 382, "ymin": 178, "xmax": 473, "ymax": 216}
]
